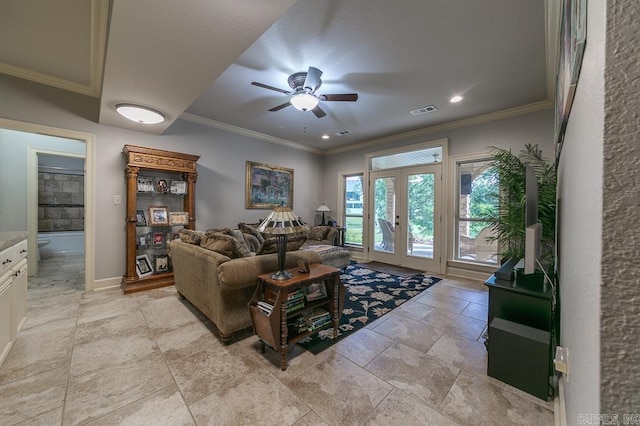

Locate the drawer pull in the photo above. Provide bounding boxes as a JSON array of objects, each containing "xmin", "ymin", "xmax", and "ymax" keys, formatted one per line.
[
  {"xmin": 2, "ymin": 259, "xmax": 12, "ymax": 265},
  {"xmin": 20, "ymin": 249, "xmax": 27, "ymax": 254}
]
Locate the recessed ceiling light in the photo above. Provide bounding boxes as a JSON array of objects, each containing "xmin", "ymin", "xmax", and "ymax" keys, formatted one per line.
[
  {"xmin": 322, "ymin": 135, "xmax": 330, "ymax": 140},
  {"xmin": 450, "ymin": 96, "xmax": 463, "ymax": 103},
  {"xmin": 115, "ymin": 103, "xmax": 165, "ymax": 124}
]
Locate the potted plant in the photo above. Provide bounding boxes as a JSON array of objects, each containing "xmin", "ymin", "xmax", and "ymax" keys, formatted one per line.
[{"xmin": 484, "ymin": 143, "xmax": 556, "ymax": 267}]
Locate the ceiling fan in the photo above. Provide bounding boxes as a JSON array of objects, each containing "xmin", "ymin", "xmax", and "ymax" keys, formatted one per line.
[{"xmin": 251, "ymin": 66, "xmax": 358, "ymax": 118}]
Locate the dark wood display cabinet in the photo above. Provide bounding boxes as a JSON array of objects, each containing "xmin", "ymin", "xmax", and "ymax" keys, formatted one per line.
[{"xmin": 121, "ymin": 145, "xmax": 200, "ymax": 294}]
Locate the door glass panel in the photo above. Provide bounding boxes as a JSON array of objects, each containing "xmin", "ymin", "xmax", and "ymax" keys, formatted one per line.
[
  {"xmin": 373, "ymin": 176, "xmax": 395, "ymax": 253},
  {"xmin": 407, "ymin": 173, "xmax": 434, "ymax": 259}
]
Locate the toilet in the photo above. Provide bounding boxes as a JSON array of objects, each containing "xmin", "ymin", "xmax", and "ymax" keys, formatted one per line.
[{"xmin": 37, "ymin": 238, "xmax": 50, "ymax": 261}]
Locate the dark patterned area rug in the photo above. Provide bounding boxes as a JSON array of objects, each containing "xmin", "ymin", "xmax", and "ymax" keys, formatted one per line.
[
  {"xmin": 354, "ymin": 261, "xmax": 423, "ymax": 277},
  {"xmin": 297, "ymin": 263, "xmax": 441, "ymax": 354}
]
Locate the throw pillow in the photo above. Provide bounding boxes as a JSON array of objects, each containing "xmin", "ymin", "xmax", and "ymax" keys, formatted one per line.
[
  {"xmin": 286, "ymin": 234, "xmax": 307, "ymax": 251},
  {"xmin": 307, "ymin": 226, "xmax": 330, "ymax": 241},
  {"xmin": 257, "ymin": 237, "xmax": 278, "ymax": 255},
  {"xmin": 179, "ymin": 229, "xmax": 205, "ymax": 245},
  {"xmin": 200, "ymin": 232, "xmax": 245, "ymax": 259},
  {"xmin": 206, "ymin": 227, "xmax": 233, "ymax": 236},
  {"xmin": 230, "ymin": 229, "xmax": 252, "ymax": 258},
  {"xmin": 238, "ymin": 222, "xmax": 265, "ymax": 244},
  {"xmin": 256, "ymin": 234, "xmax": 307, "ymax": 255}
]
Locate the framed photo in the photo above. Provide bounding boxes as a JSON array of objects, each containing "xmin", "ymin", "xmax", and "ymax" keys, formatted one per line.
[
  {"xmin": 137, "ymin": 176, "xmax": 156, "ymax": 193},
  {"xmin": 169, "ymin": 212, "xmax": 189, "ymax": 226},
  {"xmin": 304, "ymin": 281, "xmax": 327, "ymax": 302},
  {"xmin": 156, "ymin": 179, "xmax": 169, "ymax": 194},
  {"xmin": 137, "ymin": 233, "xmax": 150, "ymax": 249},
  {"xmin": 555, "ymin": 0, "xmax": 586, "ymax": 163},
  {"xmin": 135, "ymin": 254, "xmax": 153, "ymax": 278},
  {"xmin": 154, "ymin": 254, "xmax": 170, "ymax": 273},
  {"xmin": 170, "ymin": 180, "xmax": 187, "ymax": 195},
  {"xmin": 245, "ymin": 161, "xmax": 294, "ymax": 209},
  {"xmin": 148, "ymin": 206, "xmax": 169, "ymax": 226},
  {"xmin": 136, "ymin": 209, "xmax": 147, "ymax": 227},
  {"xmin": 152, "ymin": 232, "xmax": 165, "ymax": 247}
]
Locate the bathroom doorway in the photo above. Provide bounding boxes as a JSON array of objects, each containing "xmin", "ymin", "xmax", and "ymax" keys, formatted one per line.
[
  {"xmin": 0, "ymin": 118, "xmax": 95, "ymax": 291},
  {"xmin": 35, "ymin": 153, "xmax": 86, "ymax": 285}
]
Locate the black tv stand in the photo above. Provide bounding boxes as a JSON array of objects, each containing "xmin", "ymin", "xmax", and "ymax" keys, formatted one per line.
[{"xmin": 484, "ymin": 273, "xmax": 555, "ymax": 400}]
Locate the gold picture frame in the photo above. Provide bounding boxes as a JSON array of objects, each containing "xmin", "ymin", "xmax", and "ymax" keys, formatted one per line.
[
  {"xmin": 245, "ymin": 161, "xmax": 294, "ymax": 209},
  {"xmin": 169, "ymin": 212, "xmax": 189, "ymax": 226},
  {"xmin": 148, "ymin": 206, "xmax": 169, "ymax": 226}
]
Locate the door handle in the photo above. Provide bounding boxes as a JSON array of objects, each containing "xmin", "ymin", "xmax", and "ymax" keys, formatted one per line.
[{"xmin": 395, "ymin": 222, "xmax": 400, "ymax": 226}]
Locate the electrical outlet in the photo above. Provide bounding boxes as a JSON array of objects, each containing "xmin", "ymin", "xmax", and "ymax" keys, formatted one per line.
[
  {"xmin": 554, "ymin": 346, "xmax": 569, "ymax": 382},
  {"xmin": 114, "ymin": 195, "xmax": 122, "ymax": 205}
]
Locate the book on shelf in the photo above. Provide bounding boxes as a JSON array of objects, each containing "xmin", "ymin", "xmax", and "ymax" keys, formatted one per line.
[
  {"xmin": 302, "ymin": 308, "xmax": 331, "ymax": 328},
  {"xmin": 285, "ymin": 301, "xmax": 305, "ymax": 313},
  {"xmin": 307, "ymin": 317, "xmax": 332, "ymax": 331},
  {"xmin": 287, "ymin": 288, "xmax": 305, "ymax": 301}
]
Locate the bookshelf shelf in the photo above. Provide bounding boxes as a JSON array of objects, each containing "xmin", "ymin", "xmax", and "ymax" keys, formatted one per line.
[{"xmin": 248, "ymin": 264, "xmax": 345, "ymax": 370}]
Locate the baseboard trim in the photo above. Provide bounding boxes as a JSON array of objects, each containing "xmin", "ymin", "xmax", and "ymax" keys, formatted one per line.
[
  {"xmin": 446, "ymin": 264, "xmax": 494, "ymax": 282},
  {"xmin": 555, "ymin": 376, "xmax": 567, "ymax": 426},
  {"xmin": 92, "ymin": 276, "xmax": 121, "ymax": 292}
]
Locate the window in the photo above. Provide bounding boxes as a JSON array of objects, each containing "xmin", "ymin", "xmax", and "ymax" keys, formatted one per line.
[
  {"xmin": 343, "ymin": 174, "xmax": 364, "ymax": 246},
  {"xmin": 456, "ymin": 159, "xmax": 499, "ymax": 263}
]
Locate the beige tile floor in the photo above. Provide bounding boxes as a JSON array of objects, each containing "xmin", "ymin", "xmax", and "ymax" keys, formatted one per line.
[{"xmin": 0, "ymin": 254, "xmax": 554, "ymax": 425}]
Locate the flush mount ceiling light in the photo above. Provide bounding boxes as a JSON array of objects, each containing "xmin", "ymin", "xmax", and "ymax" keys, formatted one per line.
[
  {"xmin": 449, "ymin": 95, "xmax": 463, "ymax": 103},
  {"xmin": 322, "ymin": 135, "xmax": 330, "ymax": 140},
  {"xmin": 115, "ymin": 103, "xmax": 165, "ymax": 124},
  {"xmin": 290, "ymin": 92, "xmax": 319, "ymax": 111}
]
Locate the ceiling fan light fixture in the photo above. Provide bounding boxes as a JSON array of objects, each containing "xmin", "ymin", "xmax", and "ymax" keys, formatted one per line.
[
  {"xmin": 115, "ymin": 103, "xmax": 165, "ymax": 124},
  {"xmin": 290, "ymin": 92, "xmax": 319, "ymax": 111}
]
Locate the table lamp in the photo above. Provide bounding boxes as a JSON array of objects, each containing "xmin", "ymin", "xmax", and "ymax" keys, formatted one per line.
[
  {"xmin": 316, "ymin": 204, "xmax": 331, "ymax": 226},
  {"xmin": 257, "ymin": 203, "xmax": 310, "ymax": 280}
]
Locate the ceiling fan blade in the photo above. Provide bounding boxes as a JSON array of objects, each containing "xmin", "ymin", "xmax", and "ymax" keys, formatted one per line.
[
  {"xmin": 268, "ymin": 102, "xmax": 291, "ymax": 112},
  {"xmin": 304, "ymin": 67, "xmax": 323, "ymax": 93},
  {"xmin": 321, "ymin": 93, "xmax": 358, "ymax": 102},
  {"xmin": 311, "ymin": 105, "xmax": 326, "ymax": 118},
  {"xmin": 251, "ymin": 81, "xmax": 291, "ymax": 95}
]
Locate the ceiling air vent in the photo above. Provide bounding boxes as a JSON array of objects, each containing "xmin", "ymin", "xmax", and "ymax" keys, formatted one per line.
[
  {"xmin": 410, "ymin": 105, "xmax": 437, "ymax": 116},
  {"xmin": 334, "ymin": 130, "xmax": 352, "ymax": 136}
]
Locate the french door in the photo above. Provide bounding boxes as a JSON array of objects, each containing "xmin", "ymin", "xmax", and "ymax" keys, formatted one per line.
[{"xmin": 368, "ymin": 164, "xmax": 442, "ymax": 272}]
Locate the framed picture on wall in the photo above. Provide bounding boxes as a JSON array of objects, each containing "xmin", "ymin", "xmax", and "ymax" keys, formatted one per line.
[
  {"xmin": 554, "ymin": 0, "xmax": 587, "ymax": 163},
  {"xmin": 245, "ymin": 161, "xmax": 294, "ymax": 209},
  {"xmin": 137, "ymin": 233, "xmax": 150, "ymax": 249}
]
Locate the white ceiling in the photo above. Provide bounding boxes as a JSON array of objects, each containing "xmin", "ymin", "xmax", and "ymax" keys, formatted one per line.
[{"xmin": 0, "ymin": 0, "xmax": 560, "ymax": 154}]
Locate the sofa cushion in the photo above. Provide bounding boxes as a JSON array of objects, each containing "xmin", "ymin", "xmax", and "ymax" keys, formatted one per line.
[
  {"xmin": 179, "ymin": 229, "xmax": 205, "ymax": 245},
  {"xmin": 238, "ymin": 222, "xmax": 265, "ymax": 244},
  {"xmin": 200, "ymin": 232, "xmax": 245, "ymax": 259},
  {"xmin": 307, "ymin": 226, "xmax": 330, "ymax": 241}
]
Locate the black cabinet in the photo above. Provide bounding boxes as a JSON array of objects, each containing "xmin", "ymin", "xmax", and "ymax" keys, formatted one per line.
[{"xmin": 484, "ymin": 274, "xmax": 555, "ymax": 400}]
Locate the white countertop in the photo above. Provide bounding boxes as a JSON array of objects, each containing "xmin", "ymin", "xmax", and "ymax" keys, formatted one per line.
[{"xmin": 0, "ymin": 232, "xmax": 27, "ymax": 251}]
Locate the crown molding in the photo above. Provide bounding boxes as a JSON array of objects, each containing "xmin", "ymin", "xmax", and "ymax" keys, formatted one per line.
[
  {"xmin": 178, "ymin": 113, "xmax": 324, "ymax": 155},
  {"xmin": 323, "ymin": 100, "xmax": 554, "ymax": 156},
  {"xmin": 181, "ymin": 100, "xmax": 552, "ymax": 157},
  {"xmin": 0, "ymin": 0, "xmax": 107, "ymax": 98}
]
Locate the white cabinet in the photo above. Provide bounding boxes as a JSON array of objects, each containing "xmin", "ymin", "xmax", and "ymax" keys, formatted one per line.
[
  {"xmin": 0, "ymin": 268, "xmax": 13, "ymax": 365},
  {"xmin": 0, "ymin": 237, "xmax": 28, "ymax": 367},
  {"xmin": 11, "ymin": 259, "xmax": 27, "ymax": 340}
]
